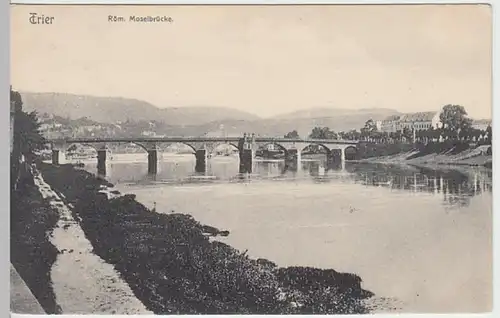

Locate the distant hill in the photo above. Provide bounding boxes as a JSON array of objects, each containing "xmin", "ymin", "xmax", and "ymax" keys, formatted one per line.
[
  {"xmin": 20, "ymin": 92, "xmax": 400, "ymax": 137},
  {"xmin": 166, "ymin": 108, "xmax": 400, "ymax": 137},
  {"xmin": 20, "ymin": 92, "xmax": 261, "ymax": 126},
  {"xmin": 271, "ymin": 107, "xmax": 399, "ymax": 121}
]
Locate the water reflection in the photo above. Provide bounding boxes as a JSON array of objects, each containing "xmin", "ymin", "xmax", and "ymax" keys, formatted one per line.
[
  {"xmin": 343, "ymin": 163, "xmax": 492, "ymax": 207},
  {"xmin": 79, "ymin": 155, "xmax": 492, "ymax": 208}
]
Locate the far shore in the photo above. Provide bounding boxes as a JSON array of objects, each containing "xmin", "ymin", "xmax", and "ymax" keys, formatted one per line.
[{"xmin": 355, "ymin": 144, "xmax": 492, "ymax": 169}]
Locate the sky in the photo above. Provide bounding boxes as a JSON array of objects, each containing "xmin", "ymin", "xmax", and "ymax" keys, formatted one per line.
[{"xmin": 11, "ymin": 4, "xmax": 492, "ymax": 119}]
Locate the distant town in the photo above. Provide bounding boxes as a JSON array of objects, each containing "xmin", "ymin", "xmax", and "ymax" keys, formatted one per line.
[{"xmin": 34, "ymin": 107, "xmax": 491, "ymax": 143}]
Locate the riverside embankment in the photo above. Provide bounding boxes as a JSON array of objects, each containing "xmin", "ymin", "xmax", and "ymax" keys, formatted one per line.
[
  {"xmin": 37, "ymin": 162, "xmax": 379, "ymax": 314},
  {"xmin": 358, "ymin": 142, "xmax": 492, "ymax": 168},
  {"xmin": 11, "ymin": 163, "xmax": 153, "ymax": 314},
  {"xmin": 11, "ymin": 168, "xmax": 60, "ymax": 314}
]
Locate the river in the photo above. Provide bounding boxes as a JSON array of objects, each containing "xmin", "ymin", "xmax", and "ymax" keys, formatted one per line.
[{"xmin": 76, "ymin": 153, "xmax": 492, "ymax": 313}]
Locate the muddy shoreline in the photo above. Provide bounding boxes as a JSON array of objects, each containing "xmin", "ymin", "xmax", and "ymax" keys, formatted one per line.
[{"xmin": 38, "ymin": 162, "xmax": 377, "ymax": 314}]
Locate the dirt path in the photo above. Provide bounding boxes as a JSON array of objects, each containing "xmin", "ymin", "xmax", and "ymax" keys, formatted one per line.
[{"xmin": 33, "ymin": 173, "xmax": 153, "ymax": 314}]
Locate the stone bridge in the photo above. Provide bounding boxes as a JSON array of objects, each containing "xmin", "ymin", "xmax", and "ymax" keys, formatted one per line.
[{"xmin": 47, "ymin": 134, "xmax": 360, "ymax": 175}]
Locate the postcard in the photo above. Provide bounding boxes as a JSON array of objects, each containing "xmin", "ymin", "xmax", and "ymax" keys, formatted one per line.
[{"xmin": 10, "ymin": 3, "xmax": 492, "ymax": 315}]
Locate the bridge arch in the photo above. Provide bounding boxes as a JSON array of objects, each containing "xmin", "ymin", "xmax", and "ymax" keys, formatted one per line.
[
  {"xmin": 257, "ymin": 142, "xmax": 289, "ymax": 154},
  {"xmin": 65, "ymin": 142, "xmax": 100, "ymax": 152},
  {"xmin": 300, "ymin": 143, "xmax": 331, "ymax": 155},
  {"xmin": 159, "ymin": 142, "xmax": 198, "ymax": 154},
  {"xmin": 210, "ymin": 142, "xmax": 240, "ymax": 156},
  {"xmin": 344, "ymin": 145, "xmax": 358, "ymax": 160},
  {"xmin": 128, "ymin": 142, "xmax": 153, "ymax": 153},
  {"xmin": 179, "ymin": 142, "xmax": 198, "ymax": 153}
]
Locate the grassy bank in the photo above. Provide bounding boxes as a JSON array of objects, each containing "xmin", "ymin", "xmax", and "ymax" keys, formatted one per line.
[
  {"xmin": 357, "ymin": 143, "xmax": 415, "ymax": 159},
  {"xmin": 39, "ymin": 163, "xmax": 373, "ymax": 314},
  {"xmin": 359, "ymin": 141, "xmax": 492, "ymax": 168},
  {"xmin": 10, "ymin": 165, "xmax": 61, "ymax": 314}
]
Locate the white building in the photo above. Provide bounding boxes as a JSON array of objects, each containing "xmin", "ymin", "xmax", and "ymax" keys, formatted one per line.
[
  {"xmin": 471, "ymin": 119, "xmax": 491, "ymax": 131},
  {"xmin": 399, "ymin": 111, "xmax": 441, "ymax": 131},
  {"xmin": 379, "ymin": 115, "xmax": 402, "ymax": 133},
  {"xmin": 39, "ymin": 122, "xmax": 63, "ymax": 132},
  {"xmin": 378, "ymin": 111, "xmax": 441, "ymax": 133},
  {"xmin": 141, "ymin": 130, "xmax": 157, "ymax": 137}
]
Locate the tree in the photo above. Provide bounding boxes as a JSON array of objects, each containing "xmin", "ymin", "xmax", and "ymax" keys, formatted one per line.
[
  {"xmin": 458, "ymin": 127, "xmax": 470, "ymax": 141},
  {"xmin": 337, "ymin": 131, "xmax": 347, "ymax": 140},
  {"xmin": 309, "ymin": 127, "xmax": 337, "ymax": 139},
  {"xmin": 486, "ymin": 125, "xmax": 492, "ymax": 144},
  {"xmin": 345, "ymin": 129, "xmax": 360, "ymax": 141},
  {"xmin": 471, "ymin": 128, "xmax": 482, "ymax": 142},
  {"xmin": 284, "ymin": 130, "xmax": 299, "ymax": 138},
  {"xmin": 402, "ymin": 127, "xmax": 413, "ymax": 142},
  {"xmin": 362, "ymin": 119, "xmax": 378, "ymax": 132},
  {"xmin": 360, "ymin": 119, "xmax": 378, "ymax": 141},
  {"xmin": 11, "ymin": 88, "xmax": 47, "ymax": 163},
  {"xmin": 439, "ymin": 105, "xmax": 473, "ymax": 139},
  {"xmin": 427, "ymin": 127, "xmax": 440, "ymax": 142}
]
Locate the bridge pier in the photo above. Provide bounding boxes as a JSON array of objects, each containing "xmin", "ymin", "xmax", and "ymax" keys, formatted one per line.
[
  {"xmin": 285, "ymin": 148, "xmax": 301, "ymax": 162},
  {"xmin": 97, "ymin": 148, "xmax": 108, "ymax": 176},
  {"xmin": 239, "ymin": 149, "xmax": 253, "ymax": 174},
  {"xmin": 327, "ymin": 149, "xmax": 343, "ymax": 170},
  {"xmin": 195, "ymin": 149, "xmax": 207, "ymax": 173},
  {"xmin": 284, "ymin": 148, "xmax": 301, "ymax": 172},
  {"xmin": 51, "ymin": 149, "xmax": 65, "ymax": 165},
  {"xmin": 339, "ymin": 148, "xmax": 346, "ymax": 170},
  {"xmin": 238, "ymin": 135, "xmax": 254, "ymax": 174},
  {"xmin": 148, "ymin": 148, "xmax": 158, "ymax": 175}
]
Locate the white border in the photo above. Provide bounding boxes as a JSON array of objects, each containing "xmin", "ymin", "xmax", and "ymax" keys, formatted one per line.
[
  {"xmin": 7, "ymin": 0, "xmax": 498, "ymax": 4},
  {"xmin": 4, "ymin": 1, "xmax": 497, "ymax": 318}
]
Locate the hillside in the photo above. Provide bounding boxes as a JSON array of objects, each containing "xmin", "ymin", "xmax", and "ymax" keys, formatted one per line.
[
  {"xmin": 179, "ymin": 108, "xmax": 401, "ymax": 137},
  {"xmin": 20, "ymin": 92, "xmax": 261, "ymax": 126},
  {"xmin": 20, "ymin": 92, "xmax": 400, "ymax": 137},
  {"xmin": 272, "ymin": 107, "xmax": 399, "ymax": 121}
]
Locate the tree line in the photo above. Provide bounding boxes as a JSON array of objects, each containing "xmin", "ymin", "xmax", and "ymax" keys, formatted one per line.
[
  {"xmin": 284, "ymin": 105, "xmax": 492, "ymax": 145},
  {"xmin": 11, "ymin": 88, "xmax": 47, "ymax": 190}
]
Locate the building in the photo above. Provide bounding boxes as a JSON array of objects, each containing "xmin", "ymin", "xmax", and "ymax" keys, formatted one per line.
[
  {"xmin": 39, "ymin": 122, "xmax": 63, "ymax": 132},
  {"xmin": 471, "ymin": 119, "xmax": 491, "ymax": 131},
  {"xmin": 141, "ymin": 130, "xmax": 157, "ymax": 137},
  {"xmin": 399, "ymin": 111, "xmax": 441, "ymax": 131},
  {"xmin": 379, "ymin": 115, "xmax": 402, "ymax": 133},
  {"xmin": 378, "ymin": 111, "xmax": 441, "ymax": 133}
]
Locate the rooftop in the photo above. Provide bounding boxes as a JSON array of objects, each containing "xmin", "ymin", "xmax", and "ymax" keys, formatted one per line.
[
  {"xmin": 472, "ymin": 119, "xmax": 492, "ymax": 125},
  {"xmin": 400, "ymin": 111, "xmax": 437, "ymax": 122},
  {"xmin": 382, "ymin": 115, "xmax": 401, "ymax": 122}
]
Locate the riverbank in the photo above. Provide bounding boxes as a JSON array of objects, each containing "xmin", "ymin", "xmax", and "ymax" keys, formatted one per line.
[
  {"xmin": 38, "ymin": 162, "xmax": 377, "ymax": 314},
  {"xmin": 10, "ymin": 162, "xmax": 153, "ymax": 314},
  {"xmin": 358, "ymin": 144, "xmax": 492, "ymax": 168},
  {"xmin": 33, "ymin": 171, "xmax": 153, "ymax": 314},
  {"xmin": 10, "ymin": 167, "xmax": 60, "ymax": 314}
]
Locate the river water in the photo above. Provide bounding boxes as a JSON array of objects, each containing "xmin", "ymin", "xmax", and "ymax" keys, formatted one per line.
[{"xmin": 78, "ymin": 153, "xmax": 492, "ymax": 313}]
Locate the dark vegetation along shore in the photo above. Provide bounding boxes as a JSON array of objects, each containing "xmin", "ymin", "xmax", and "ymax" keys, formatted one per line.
[
  {"xmin": 358, "ymin": 140, "xmax": 492, "ymax": 167},
  {"xmin": 39, "ymin": 162, "xmax": 374, "ymax": 314},
  {"xmin": 10, "ymin": 166, "xmax": 61, "ymax": 314}
]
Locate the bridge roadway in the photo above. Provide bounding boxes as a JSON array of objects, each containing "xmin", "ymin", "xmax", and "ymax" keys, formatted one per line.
[{"xmin": 48, "ymin": 136, "xmax": 360, "ymax": 175}]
